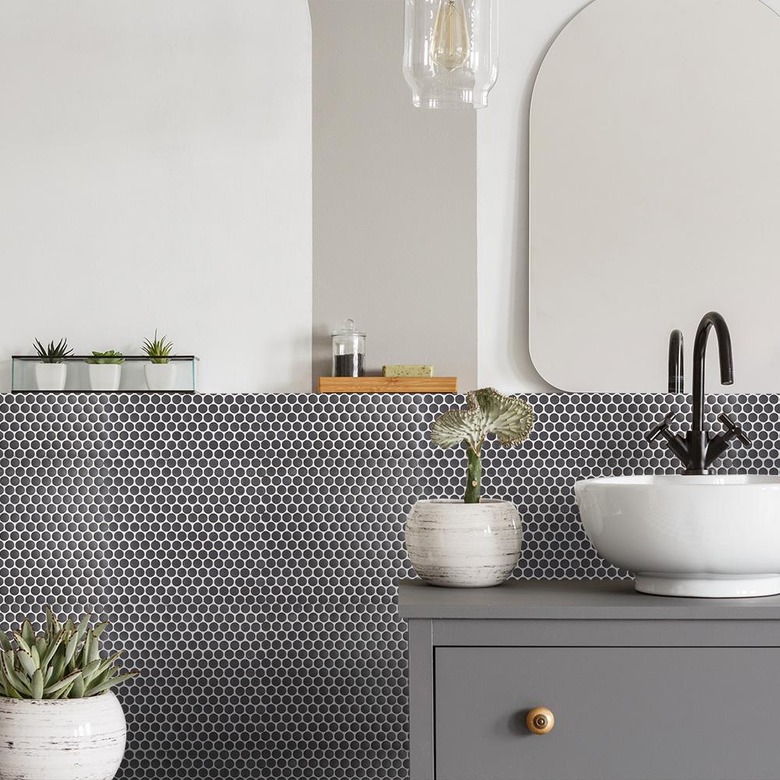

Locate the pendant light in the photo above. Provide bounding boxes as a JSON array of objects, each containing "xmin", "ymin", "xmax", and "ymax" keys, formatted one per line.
[{"xmin": 403, "ymin": 0, "xmax": 498, "ymax": 109}]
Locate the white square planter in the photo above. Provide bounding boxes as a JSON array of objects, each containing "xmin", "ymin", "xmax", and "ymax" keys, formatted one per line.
[
  {"xmin": 34, "ymin": 363, "xmax": 67, "ymax": 391},
  {"xmin": 144, "ymin": 362, "xmax": 177, "ymax": 391},
  {"xmin": 87, "ymin": 363, "xmax": 122, "ymax": 392}
]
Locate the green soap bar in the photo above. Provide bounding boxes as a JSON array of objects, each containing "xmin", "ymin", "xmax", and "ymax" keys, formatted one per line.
[{"xmin": 382, "ymin": 365, "xmax": 434, "ymax": 377}]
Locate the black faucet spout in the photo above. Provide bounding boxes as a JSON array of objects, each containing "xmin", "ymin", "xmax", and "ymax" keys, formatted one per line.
[{"xmin": 691, "ymin": 311, "xmax": 733, "ymax": 434}]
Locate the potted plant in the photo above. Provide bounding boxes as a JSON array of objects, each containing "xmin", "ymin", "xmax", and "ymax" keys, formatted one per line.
[
  {"xmin": 405, "ymin": 387, "xmax": 534, "ymax": 588},
  {"xmin": 85, "ymin": 350, "xmax": 124, "ymax": 392},
  {"xmin": 33, "ymin": 338, "xmax": 73, "ymax": 391},
  {"xmin": 141, "ymin": 330, "xmax": 176, "ymax": 391},
  {"xmin": 0, "ymin": 607, "xmax": 138, "ymax": 780}
]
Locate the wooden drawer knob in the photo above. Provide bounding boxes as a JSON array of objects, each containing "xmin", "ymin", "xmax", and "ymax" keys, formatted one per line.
[{"xmin": 526, "ymin": 707, "xmax": 555, "ymax": 735}]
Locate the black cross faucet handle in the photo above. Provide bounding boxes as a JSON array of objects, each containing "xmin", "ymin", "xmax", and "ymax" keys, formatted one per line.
[
  {"xmin": 645, "ymin": 411, "xmax": 678, "ymax": 443},
  {"xmin": 718, "ymin": 412, "xmax": 752, "ymax": 447}
]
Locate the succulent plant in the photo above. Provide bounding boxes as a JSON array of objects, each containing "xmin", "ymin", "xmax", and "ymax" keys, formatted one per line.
[
  {"xmin": 33, "ymin": 338, "xmax": 73, "ymax": 364},
  {"xmin": 141, "ymin": 330, "xmax": 174, "ymax": 365},
  {"xmin": 431, "ymin": 387, "xmax": 534, "ymax": 504},
  {"xmin": 86, "ymin": 350, "xmax": 124, "ymax": 365},
  {"xmin": 0, "ymin": 608, "xmax": 138, "ymax": 700}
]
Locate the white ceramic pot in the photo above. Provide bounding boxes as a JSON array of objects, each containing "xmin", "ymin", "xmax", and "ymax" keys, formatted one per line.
[
  {"xmin": 88, "ymin": 363, "xmax": 122, "ymax": 392},
  {"xmin": 34, "ymin": 363, "xmax": 67, "ymax": 391},
  {"xmin": 144, "ymin": 362, "xmax": 177, "ymax": 391},
  {"xmin": 405, "ymin": 499, "xmax": 522, "ymax": 588},
  {"xmin": 0, "ymin": 691, "xmax": 126, "ymax": 780}
]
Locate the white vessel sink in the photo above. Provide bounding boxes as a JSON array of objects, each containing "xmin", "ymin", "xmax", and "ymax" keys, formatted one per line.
[{"xmin": 574, "ymin": 475, "xmax": 780, "ymax": 598}]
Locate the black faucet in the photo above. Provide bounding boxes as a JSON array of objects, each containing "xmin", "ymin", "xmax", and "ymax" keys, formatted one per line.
[{"xmin": 647, "ymin": 311, "xmax": 751, "ymax": 474}]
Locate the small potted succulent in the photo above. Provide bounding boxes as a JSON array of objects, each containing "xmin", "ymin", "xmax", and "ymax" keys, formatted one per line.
[
  {"xmin": 0, "ymin": 607, "xmax": 138, "ymax": 780},
  {"xmin": 405, "ymin": 388, "xmax": 534, "ymax": 588},
  {"xmin": 85, "ymin": 350, "xmax": 124, "ymax": 392},
  {"xmin": 141, "ymin": 330, "xmax": 176, "ymax": 391},
  {"xmin": 33, "ymin": 338, "xmax": 73, "ymax": 391}
]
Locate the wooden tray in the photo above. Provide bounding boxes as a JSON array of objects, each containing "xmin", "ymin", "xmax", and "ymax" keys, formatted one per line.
[{"xmin": 318, "ymin": 377, "xmax": 457, "ymax": 393}]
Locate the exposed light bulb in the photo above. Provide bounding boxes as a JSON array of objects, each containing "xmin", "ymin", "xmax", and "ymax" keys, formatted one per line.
[
  {"xmin": 404, "ymin": 0, "xmax": 496, "ymax": 109},
  {"xmin": 430, "ymin": 0, "xmax": 471, "ymax": 72}
]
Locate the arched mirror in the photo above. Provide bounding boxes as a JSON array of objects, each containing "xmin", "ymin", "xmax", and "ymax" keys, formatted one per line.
[{"xmin": 529, "ymin": 0, "xmax": 780, "ymax": 392}]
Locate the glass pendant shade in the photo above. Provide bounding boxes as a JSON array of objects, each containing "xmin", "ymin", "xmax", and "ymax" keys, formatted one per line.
[{"xmin": 403, "ymin": 0, "xmax": 498, "ymax": 109}]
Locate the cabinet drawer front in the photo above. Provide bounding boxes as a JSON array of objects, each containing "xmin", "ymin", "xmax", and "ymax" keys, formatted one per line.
[{"xmin": 435, "ymin": 647, "xmax": 780, "ymax": 780}]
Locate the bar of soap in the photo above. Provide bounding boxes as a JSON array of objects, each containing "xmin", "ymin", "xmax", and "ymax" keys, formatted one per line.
[{"xmin": 382, "ymin": 364, "xmax": 434, "ymax": 377}]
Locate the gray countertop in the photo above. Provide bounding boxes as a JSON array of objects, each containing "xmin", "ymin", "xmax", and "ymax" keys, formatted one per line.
[{"xmin": 396, "ymin": 579, "xmax": 780, "ymax": 620}]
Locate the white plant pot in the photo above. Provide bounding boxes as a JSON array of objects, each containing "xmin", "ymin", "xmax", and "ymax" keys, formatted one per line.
[
  {"xmin": 34, "ymin": 362, "xmax": 67, "ymax": 391},
  {"xmin": 405, "ymin": 499, "xmax": 522, "ymax": 588},
  {"xmin": 144, "ymin": 362, "xmax": 177, "ymax": 391},
  {"xmin": 88, "ymin": 363, "xmax": 122, "ymax": 391},
  {"xmin": 0, "ymin": 690, "xmax": 126, "ymax": 780}
]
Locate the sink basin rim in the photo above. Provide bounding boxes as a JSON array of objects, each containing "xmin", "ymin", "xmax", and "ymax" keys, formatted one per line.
[{"xmin": 576, "ymin": 474, "xmax": 780, "ymax": 489}]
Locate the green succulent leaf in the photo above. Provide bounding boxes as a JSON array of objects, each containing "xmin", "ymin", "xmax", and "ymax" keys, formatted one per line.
[
  {"xmin": 88, "ymin": 632, "xmax": 101, "ymax": 664},
  {"xmin": 92, "ymin": 621, "xmax": 109, "ymax": 639},
  {"xmin": 50, "ymin": 681, "xmax": 75, "ymax": 699},
  {"xmin": 50, "ymin": 647, "xmax": 66, "ymax": 683},
  {"xmin": 76, "ymin": 613, "xmax": 92, "ymax": 644},
  {"xmin": 81, "ymin": 658, "xmax": 104, "ymax": 684},
  {"xmin": 30, "ymin": 669, "xmax": 44, "ymax": 699},
  {"xmin": 20, "ymin": 620, "xmax": 35, "ymax": 649},
  {"xmin": 79, "ymin": 632, "xmax": 92, "ymax": 668},
  {"xmin": 44, "ymin": 607, "xmax": 57, "ymax": 639},
  {"xmin": 34, "ymin": 635, "xmax": 47, "ymax": 660},
  {"xmin": 69, "ymin": 673, "xmax": 85, "ymax": 699},
  {"xmin": 43, "ymin": 669, "xmax": 82, "ymax": 698},
  {"xmin": 16, "ymin": 648, "xmax": 37, "ymax": 678},
  {"xmin": 0, "ymin": 667, "xmax": 10, "ymax": 695},
  {"xmin": 12, "ymin": 633, "xmax": 29, "ymax": 657},
  {"xmin": 40, "ymin": 627, "xmax": 66, "ymax": 672},
  {"xmin": 86, "ymin": 671, "xmax": 139, "ymax": 697},
  {"xmin": 64, "ymin": 630, "xmax": 80, "ymax": 667},
  {"xmin": 1, "ymin": 653, "xmax": 29, "ymax": 695}
]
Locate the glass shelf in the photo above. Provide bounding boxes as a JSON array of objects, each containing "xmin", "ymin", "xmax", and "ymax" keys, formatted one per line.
[{"xmin": 11, "ymin": 356, "xmax": 199, "ymax": 393}]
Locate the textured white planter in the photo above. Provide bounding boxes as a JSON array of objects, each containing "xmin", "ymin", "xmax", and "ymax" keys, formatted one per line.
[
  {"xmin": 88, "ymin": 363, "xmax": 122, "ymax": 392},
  {"xmin": 34, "ymin": 363, "xmax": 67, "ymax": 391},
  {"xmin": 405, "ymin": 499, "xmax": 522, "ymax": 588},
  {"xmin": 0, "ymin": 691, "xmax": 126, "ymax": 780},
  {"xmin": 144, "ymin": 362, "xmax": 177, "ymax": 391}
]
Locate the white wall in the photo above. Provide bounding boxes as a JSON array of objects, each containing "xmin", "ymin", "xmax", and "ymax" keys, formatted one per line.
[
  {"xmin": 0, "ymin": 0, "xmax": 312, "ymax": 393},
  {"xmin": 10, "ymin": 0, "xmax": 768, "ymax": 396}
]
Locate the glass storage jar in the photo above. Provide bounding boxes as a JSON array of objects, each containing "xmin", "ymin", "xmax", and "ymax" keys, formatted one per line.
[{"xmin": 331, "ymin": 319, "xmax": 365, "ymax": 377}]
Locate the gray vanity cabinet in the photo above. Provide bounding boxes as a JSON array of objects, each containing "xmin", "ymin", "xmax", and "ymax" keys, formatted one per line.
[{"xmin": 397, "ymin": 580, "xmax": 780, "ymax": 780}]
